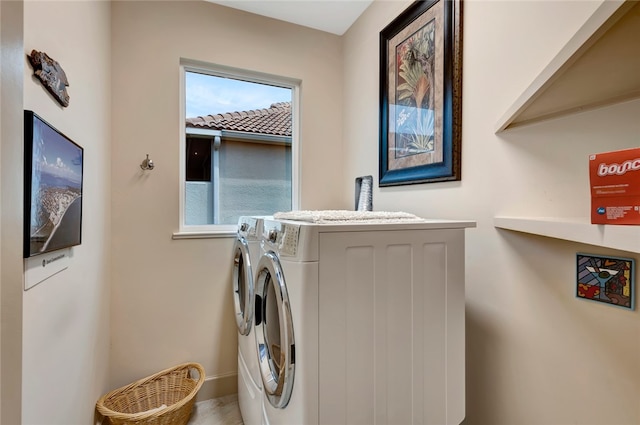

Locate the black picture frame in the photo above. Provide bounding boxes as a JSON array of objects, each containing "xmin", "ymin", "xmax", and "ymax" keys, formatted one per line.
[
  {"xmin": 24, "ymin": 110, "xmax": 83, "ymax": 258},
  {"xmin": 379, "ymin": 0, "xmax": 463, "ymax": 186}
]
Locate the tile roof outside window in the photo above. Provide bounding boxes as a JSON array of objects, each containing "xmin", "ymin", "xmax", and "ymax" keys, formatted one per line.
[{"xmin": 185, "ymin": 102, "xmax": 291, "ymax": 136}]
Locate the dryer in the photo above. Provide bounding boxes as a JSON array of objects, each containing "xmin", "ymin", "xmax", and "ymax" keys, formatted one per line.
[
  {"xmin": 233, "ymin": 216, "xmax": 265, "ymax": 425},
  {"xmin": 254, "ymin": 214, "xmax": 475, "ymax": 425}
]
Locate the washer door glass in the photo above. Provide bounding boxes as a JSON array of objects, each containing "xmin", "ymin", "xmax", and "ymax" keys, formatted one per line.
[
  {"xmin": 233, "ymin": 237, "xmax": 253, "ymax": 336},
  {"xmin": 255, "ymin": 251, "xmax": 295, "ymax": 409}
]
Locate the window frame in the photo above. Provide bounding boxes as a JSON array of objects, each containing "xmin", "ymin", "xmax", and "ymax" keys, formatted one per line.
[{"xmin": 174, "ymin": 60, "xmax": 301, "ymax": 239}]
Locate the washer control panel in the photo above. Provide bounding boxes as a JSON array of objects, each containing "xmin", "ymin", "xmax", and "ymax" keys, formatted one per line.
[{"xmin": 238, "ymin": 217, "xmax": 258, "ymax": 239}]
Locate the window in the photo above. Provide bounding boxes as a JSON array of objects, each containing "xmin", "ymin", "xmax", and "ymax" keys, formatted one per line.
[{"xmin": 177, "ymin": 62, "xmax": 299, "ymax": 236}]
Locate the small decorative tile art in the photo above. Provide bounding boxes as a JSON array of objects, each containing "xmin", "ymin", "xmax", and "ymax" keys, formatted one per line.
[{"xmin": 576, "ymin": 253, "xmax": 635, "ymax": 310}]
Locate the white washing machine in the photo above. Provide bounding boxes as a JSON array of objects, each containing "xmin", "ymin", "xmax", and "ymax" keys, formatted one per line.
[
  {"xmin": 254, "ymin": 213, "xmax": 475, "ymax": 425},
  {"xmin": 233, "ymin": 216, "xmax": 265, "ymax": 425}
]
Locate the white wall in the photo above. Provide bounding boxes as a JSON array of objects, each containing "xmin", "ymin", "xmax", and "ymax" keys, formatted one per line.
[
  {"xmin": 110, "ymin": 0, "xmax": 342, "ymax": 397},
  {"xmin": 344, "ymin": 1, "xmax": 640, "ymax": 423},
  {"xmin": 22, "ymin": 2, "xmax": 111, "ymax": 424}
]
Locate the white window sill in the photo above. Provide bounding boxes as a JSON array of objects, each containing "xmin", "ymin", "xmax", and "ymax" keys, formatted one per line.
[{"xmin": 172, "ymin": 230, "xmax": 235, "ymax": 239}]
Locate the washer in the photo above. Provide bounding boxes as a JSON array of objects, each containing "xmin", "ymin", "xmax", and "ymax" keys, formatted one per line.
[
  {"xmin": 254, "ymin": 214, "xmax": 475, "ymax": 425},
  {"xmin": 233, "ymin": 216, "xmax": 265, "ymax": 425}
]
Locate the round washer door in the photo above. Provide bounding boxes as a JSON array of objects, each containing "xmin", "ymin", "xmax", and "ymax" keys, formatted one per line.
[
  {"xmin": 233, "ymin": 237, "xmax": 253, "ymax": 336},
  {"xmin": 254, "ymin": 251, "xmax": 295, "ymax": 409}
]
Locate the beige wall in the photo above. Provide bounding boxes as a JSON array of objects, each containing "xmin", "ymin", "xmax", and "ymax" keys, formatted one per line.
[
  {"xmin": 110, "ymin": 0, "xmax": 342, "ymax": 395},
  {"xmin": 22, "ymin": 1, "xmax": 111, "ymax": 424},
  {"xmin": 344, "ymin": 1, "xmax": 640, "ymax": 424},
  {"xmin": 1, "ymin": 1, "xmax": 25, "ymax": 423}
]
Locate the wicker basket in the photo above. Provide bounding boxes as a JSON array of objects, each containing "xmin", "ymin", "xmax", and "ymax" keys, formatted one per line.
[{"xmin": 96, "ymin": 362, "xmax": 205, "ymax": 425}]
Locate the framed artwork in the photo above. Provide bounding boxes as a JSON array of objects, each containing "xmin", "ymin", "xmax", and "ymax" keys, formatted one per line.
[
  {"xmin": 379, "ymin": 0, "xmax": 462, "ymax": 186},
  {"xmin": 576, "ymin": 253, "xmax": 635, "ymax": 310},
  {"xmin": 24, "ymin": 110, "xmax": 83, "ymax": 258}
]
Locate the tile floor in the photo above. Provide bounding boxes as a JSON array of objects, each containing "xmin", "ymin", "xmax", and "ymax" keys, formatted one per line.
[{"xmin": 188, "ymin": 394, "xmax": 244, "ymax": 425}]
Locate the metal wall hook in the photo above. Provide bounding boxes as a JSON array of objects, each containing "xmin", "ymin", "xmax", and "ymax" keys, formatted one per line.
[{"xmin": 140, "ymin": 154, "xmax": 154, "ymax": 170}]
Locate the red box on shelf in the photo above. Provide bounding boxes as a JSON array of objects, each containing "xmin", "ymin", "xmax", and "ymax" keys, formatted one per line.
[{"xmin": 589, "ymin": 147, "xmax": 640, "ymax": 225}]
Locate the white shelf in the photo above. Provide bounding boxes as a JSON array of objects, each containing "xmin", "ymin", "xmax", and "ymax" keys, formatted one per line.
[
  {"xmin": 494, "ymin": 216, "xmax": 640, "ymax": 254},
  {"xmin": 496, "ymin": 0, "xmax": 640, "ymax": 132},
  {"xmin": 494, "ymin": 2, "xmax": 640, "ymax": 254}
]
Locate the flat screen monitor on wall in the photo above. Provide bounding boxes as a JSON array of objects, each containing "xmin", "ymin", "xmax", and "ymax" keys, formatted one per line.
[{"xmin": 24, "ymin": 110, "xmax": 83, "ymax": 258}]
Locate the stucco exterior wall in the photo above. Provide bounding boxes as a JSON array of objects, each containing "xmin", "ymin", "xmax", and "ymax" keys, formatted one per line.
[{"xmin": 186, "ymin": 140, "xmax": 291, "ymax": 225}]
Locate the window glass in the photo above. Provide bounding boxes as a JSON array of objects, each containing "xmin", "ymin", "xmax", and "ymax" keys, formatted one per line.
[
  {"xmin": 183, "ymin": 69, "xmax": 294, "ymax": 228},
  {"xmin": 186, "ymin": 136, "xmax": 211, "ymax": 182}
]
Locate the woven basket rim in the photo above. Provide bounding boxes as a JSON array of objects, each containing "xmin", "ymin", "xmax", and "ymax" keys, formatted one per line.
[{"xmin": 95, "ymin": 362, "xmax": 205, "ymax": 421}]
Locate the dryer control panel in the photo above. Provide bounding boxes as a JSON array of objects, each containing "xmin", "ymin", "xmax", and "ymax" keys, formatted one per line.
[
  {"xmin": 263, "ymin": 222, "xmax": 300, "ymax": 257},
  {"xmin": 279, "ymin": 224, "xmax": 300, "ymax": 256}
]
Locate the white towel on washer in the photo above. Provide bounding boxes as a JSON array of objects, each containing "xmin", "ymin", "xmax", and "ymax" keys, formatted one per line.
[{"xmin": 273, "ymin": 210, "xmax": 423, "ymax": 223}]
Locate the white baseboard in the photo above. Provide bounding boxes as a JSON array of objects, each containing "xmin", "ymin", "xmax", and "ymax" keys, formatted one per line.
[{"xmin": 195, "ymin": 372, "xmax": 238, "ymax": 402}]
